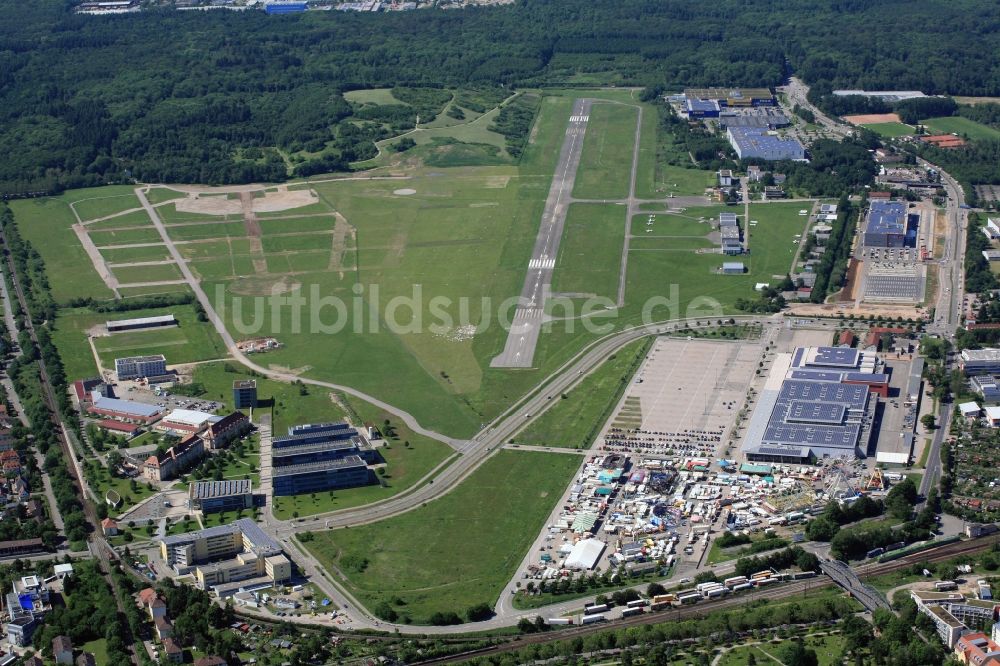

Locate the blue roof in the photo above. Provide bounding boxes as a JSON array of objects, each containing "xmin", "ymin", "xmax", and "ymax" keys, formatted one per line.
[
  {"xmin": 866, "ymin": 201, "xmax": 907, "ymax": 235},
  {"xmin": 727, "ymin": 127, "xmax": 804, "ymax": 161},
  {"xmin": 686, "ymin": 98, "xmax": 719, "ymax": 113},
  {"xmin": 811, "ymin": 346, "xmax": 860, "ymax": 367},
  {"xmin": 91, "ymin": 395, "xmax": 161, "ymax": 418}
]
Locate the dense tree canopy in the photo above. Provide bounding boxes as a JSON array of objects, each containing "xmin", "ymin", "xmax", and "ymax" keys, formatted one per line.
[{"xmin": 3, "ymin": 0, "xmax": 1000, "ymax": 190}]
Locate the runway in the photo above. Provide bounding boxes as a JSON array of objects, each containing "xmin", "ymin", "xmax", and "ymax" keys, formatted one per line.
[{"xmin": 491, "ymin": 98, "xmax": 593, "ymax": 368}]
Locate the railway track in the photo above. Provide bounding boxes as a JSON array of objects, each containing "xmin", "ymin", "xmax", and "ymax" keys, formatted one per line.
[{"xmin": 411, "ymin": 534, "xmax": 1000, "ymax": 665}]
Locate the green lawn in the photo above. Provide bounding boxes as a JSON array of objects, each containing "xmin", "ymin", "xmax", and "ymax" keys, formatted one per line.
[
  {"xmin": 118, "ymin": 284, "xmax": 193, "ymax": 298},
  {"xmin": 343, "ymin": 88, "xmax": 402, "ymax": 106},
  {"xmin": 513, "ymin": 337, "xmax": 650, "ymax": 448},
  {"xmin": 145, "ymin": 187, "xmax": 187, "ymax": 205},
  {"xmin": 572, "ymin": 102, "xmax": 639, "ymax": 199},
  {"xmin": 631, "ymin": 211, "xmax": 715, "ymax": 237},
  {"xmin": 85, "ymin": 460, "xmax": 157, "ymax": 513},
  {"xmin": 71, "ymin": 192, "xmax": 142, "ymax": 222},
  {"xmin": 922, "ymin": 115, "xmax": 1000, "ymax": 141},
  {"xmin": 861, "ymin": 121, "xmax": 914, "ymax": 138},
  {"xmin": 552, "ymin": 203, "xmax": 626, "ymax": 299},
  {"xmin": 102, "ymin": 244, "xmax": 172, "ymax": 264},
  {"xmin": 86, "ymin": 210, "xmax": 157, "ymax": 230},
  {"xmin": 112, "ymin": 262, "xmax": 183, "ymax": 285},
  {"xmin": 303, "ymin": 449, "xmax": 581, "ymax": 623},
  {"xmin": 89, "ymin": 227, "xmax": 164, "ymax": 246},
  {"xmin": 258, "ymin": 215, "xmax": 336, "ymax": 234},
  {"xmin": 8, "ymin": 192, "xmax": 117, "ymax": 302},
  {"xmin": 82, "ymin": 638, "xmax": 110, "ymax": 664}
]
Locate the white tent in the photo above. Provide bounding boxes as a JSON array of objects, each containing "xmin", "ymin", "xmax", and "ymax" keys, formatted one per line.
[{"xmin": 564, "ymin": 539, "xmax": 606, "ymax": 570}]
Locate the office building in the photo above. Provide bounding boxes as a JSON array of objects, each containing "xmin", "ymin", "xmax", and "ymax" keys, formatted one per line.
[
  {"xmin": 727, "ymin": 127, "xmax": 804, "ymax": 161},
  {"xmin": 159, "ymin": 518, "xmax": 291, "ymax": 591},
  {"xmin": 188, "ymin": 480, "xmax": 253, "ymax": 514},
  {"xmin": 962, "ymin": 349, "xmax": 1000, "ymax": 376},
  {"xmin": 115, "ymin": 355, "xmax": 167, "ymax": 380},
  {"xmin": 201, "ymin": 411, "xmax": 251, "ymax": 450},
  {"xmin": 233, "ymin": 380, "xmax": 257, "ymax": 409},
  {"xmin": 142, "ymin": 435, "xmax": 205, "ymax": 482},
  {"xmin": 272, "ymin": 456, "xmax": 372, "ymax": 496}
]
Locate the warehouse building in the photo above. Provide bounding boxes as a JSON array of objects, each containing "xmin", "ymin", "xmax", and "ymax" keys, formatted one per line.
[
  {"xmin": 718, "ymin": 109, "xmax": 790, "ymax": 130},
  {"xmin": 87, "ymin": 393, "xmax": 162, "ymax": 424},
  {"xmin": 862, "ymin": 201, "xmax": 918, "ymax": 248},
  {"xmin": 272, "ymin": 456, "xmax": 373, "ymax": 496},
  {"xmin": 188, "ymin": 480, "xmax": 253, "ymax": 514},
  {"xmin": 685, "ymin": 98, "xmax": 720, "ymax": 118},
  {"xmin": 264, "ymin": 1, "xmax": 306, "ymax": 12},
  {"xmin": 962, "ymin": 349, "xmax": 1000, "ymax": 376},
  {"xmin": 232, "ymin": 380, "xmax": 257, "ymax": 409},
  {"xmin": 156, "ymin": 409, "xmax": 222, "ymax": 435},
  {"xmin": 741, "ymin": 347, "xmax": 879, "ymax": 463},
  {"xmin": 722, "ymin": 262, "xmax": 745, "ymax": 274},
  {"xmin": 115, "ymin": 355, "xmax": 167, "ymax": 380},
  {"xmin": 683, "ymin": 88, "xmax": 775, "ymax": 107},
  {"xmin": 106, "ymin": 315, "xmax": 177, "ymax": 333},
  {"xmin": 159, "ymin": 519, "xmax": 291, "ymax": 592},
  {"xmin": 727, "ymin": 127, "xmax": 805, "ymax": 161},
  {"xmin": 719, "ymin": 213, "xmax": 742, "ymax": 255}
]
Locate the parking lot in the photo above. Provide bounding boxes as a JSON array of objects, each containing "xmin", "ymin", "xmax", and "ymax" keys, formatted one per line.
[{"xmin": 597, "ymin": 337, "xmax": 762, "ymax": 457}]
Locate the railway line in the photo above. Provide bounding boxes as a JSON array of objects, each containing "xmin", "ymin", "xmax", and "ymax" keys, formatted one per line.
[{"xmin": 409, "ymin": 534, "xmax": 1000, "ymax": 665}]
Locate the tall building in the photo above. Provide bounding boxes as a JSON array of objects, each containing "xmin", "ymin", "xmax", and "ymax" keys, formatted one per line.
[
  {"xmin": 114, "ymin": 355, "xmax": 167, "ymax": 380},
  {"xmin": 232, "ymin": 380, "xmax": 257, "ymax": 409}
]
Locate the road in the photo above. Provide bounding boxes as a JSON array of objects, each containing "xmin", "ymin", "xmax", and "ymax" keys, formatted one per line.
[
  {"xmin": 916, "ymin": 156, "xmax": 967, "ymax": 498},
  {"xmin": 491, "ymin": 98, "xmax": 593, "ymax": 368},
  {"xmin": 778, "ymin": 78, "xmax": 852, "ymax": 138}
]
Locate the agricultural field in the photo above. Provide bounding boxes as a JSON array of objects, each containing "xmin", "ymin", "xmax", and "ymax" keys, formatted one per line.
[
  {"xmin": 921, "ymin": 116, "xmax": 1000, "ymax": 141},
  {"xmin": 552, "ymin": 203, "xmax": 626, "ymax": 299},
  {"xmin": 860, "ymin": 121, "xmax": 914, "ymax": 138},
  {"xmin": 513, "ymin": 337, "xmax": 650, "ymax": 448},
  {"xmin": 572, "ymin": 102, "xmax": 638, "ymax": 199},
  {"xmin": 303, "ymin": 449, "xmax": 581, "ymax": 623}
]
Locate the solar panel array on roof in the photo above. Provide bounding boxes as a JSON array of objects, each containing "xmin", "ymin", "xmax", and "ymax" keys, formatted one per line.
[
  {"xmin": 810, "ymin": 346, "xmax": 860, "ymax": 367},
  {"xmin": 785, "ymin": 401, "xmax": 846, "ymax": 424}
]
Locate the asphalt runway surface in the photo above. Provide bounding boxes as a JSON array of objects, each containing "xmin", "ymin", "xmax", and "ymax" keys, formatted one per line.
[{"xmin": 491, "ymin": 98, "xmax": 593, "ymax": 368}]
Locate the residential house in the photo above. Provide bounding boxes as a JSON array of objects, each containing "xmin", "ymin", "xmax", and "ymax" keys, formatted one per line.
[{"xmin": 53, "ymin": 635, "xmax": 74, "ymax": 665}]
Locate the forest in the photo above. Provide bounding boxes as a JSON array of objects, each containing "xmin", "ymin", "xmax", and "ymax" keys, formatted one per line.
[{"xmin": 3, "ymin": 0, "xmax": 1000, "ymax": 191}]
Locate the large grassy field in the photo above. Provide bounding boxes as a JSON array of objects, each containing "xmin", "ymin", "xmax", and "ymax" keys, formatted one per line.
[
  {"xmin": 9, "ymin": 190, "xmax": 117, "ymax": 302},
  {"xmin": 572, "ymin": 102, "xmax": 638, "ymax": 199},
  {"xmin": 71, "ymin": 191, "xmax": 142, "ymax": 222},
  {"xmin": 52, "ymin": 304, "xmax": 229, "ymax": 380},
  {"xmin": 303, "ymin": 449, "xmax": 580, "ymax": 623},
  {"xmin": 861, "ymin": 121, "xmax": 914, "ymax": 138},
  {"xmin": 513, "ymin": 337, "xmax": 650, "ymax": 448},
  {"xmin": 922, "ymin": 115, "xmax": 1000, "ymax": 141},
  {"xmin": 552, "ymin": 203, "xmax": 626, "ymax": 299}
]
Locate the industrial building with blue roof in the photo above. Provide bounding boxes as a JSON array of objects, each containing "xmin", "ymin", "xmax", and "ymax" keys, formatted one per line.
[
  {"xmin": 862, "ymin": 200, "xmax": 918, "ymax": 247},
  {"xmin": 742, "ymin": 346, "xmax": 881, "ymax": 463},
  {"xmin": 726, "ymin": 127, "xmax": 805, "ymax": 161}
]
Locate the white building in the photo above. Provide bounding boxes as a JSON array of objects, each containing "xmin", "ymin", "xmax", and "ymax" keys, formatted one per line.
[{"xmin": 115, "ymin": 355, "xmax": 167, "ymax": 380}]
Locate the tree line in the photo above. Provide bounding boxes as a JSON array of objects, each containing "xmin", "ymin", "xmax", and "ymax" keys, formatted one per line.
[{"xmin": 4, "ymin": 0, "xmax": 1000, "ymax": 191}]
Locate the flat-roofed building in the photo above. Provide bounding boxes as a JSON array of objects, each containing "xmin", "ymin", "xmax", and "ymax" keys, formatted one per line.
[
  {"xmin": 188, "ymin": 480, "xmax": 253, "ymax": 514},
  {"xmin": 727, "ymin": 127, "xmax": 804, "ymax": 161},
  {"xmin": 272, "ymin": 456, "xmax": 372, "ymax": 496},
  {"xmin": 232, "ymin": 380, "xmax": 257, "ymax": 409},
  {"xmin": 106, "ymin": 315, "xmax": 177, "ymax": 333},
  {"xmin": 962, "ymin": 349, "xmax": 1000, "ymax": 376},
  {"xmin": 115, "ymin": 355, "xmax": 167, "ymax": 380},
  {"xmin": 862, "ymin": 201, "xmax": 918, "ymax": 248},
  {"xmin": 87, "ymin": 393, "xmax": 162, "ymax": 424},
  {"xmin": 158, "ymin": 518, "xmax": 291, "ymax": 590}
]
